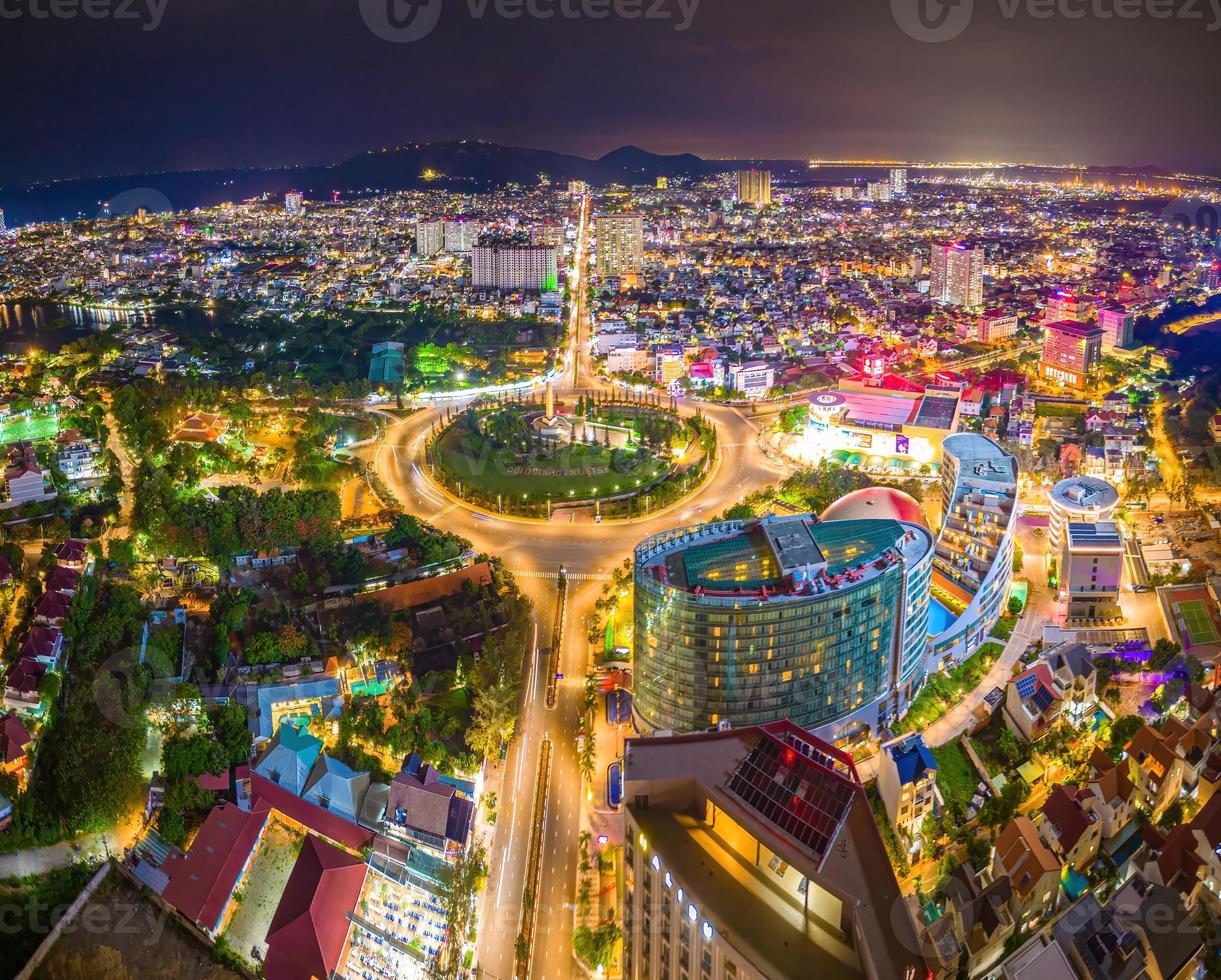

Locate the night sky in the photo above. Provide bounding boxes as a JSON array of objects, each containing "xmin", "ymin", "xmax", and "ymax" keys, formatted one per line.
[{"xmin": 3, "ymin": 0, "xmax": 1220, "ymax": 187}]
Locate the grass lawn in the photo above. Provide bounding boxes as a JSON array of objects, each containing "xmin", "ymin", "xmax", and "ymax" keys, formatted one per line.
[
  {"xmin": 895, "ymin": 642, "xmax": 1004, "ymax": 734},
  {"xmin": 0, "ymin": 412, "xmax": 58, "ymax": 446},
  {"xmin": 931, "ymin": 740, "xmax": 981, "ymax": 814},
  {"xmin": 435, "ymin": 425, "xmax": 670, "ymax": 502},
  {"xmin": 990, "ymin": 614, "xmax": 1018, "ymax": 641}
]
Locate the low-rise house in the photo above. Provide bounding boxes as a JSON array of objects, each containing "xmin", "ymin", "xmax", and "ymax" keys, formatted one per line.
[
  {"xmin": 997, "ymin": 930, "xmax": 1079, "ymax": 980},
  {"xmin": 877, "ymin": 733, "xmax": 939, "ymax": 843},
  {"xmin": 1039, "ymin": 784, "xmax": 1102, "ymax": 872},
  {"xmin": 44, "ymin": 565, "xmax": 81, "ymax": 596},
  {"xmin": 2, "ymin": 658, "xmax": 47, "ymax": 714},
  {"xmin": 0, "ymin": 712, "xmax": 32, "ymax": 787},
  {"xmin": 1043, "ymin": 642, "xmax": 1096, "ymax": 727},
  {"xmin": 19, "ymin": 626, "xmax": 63, "ymax": 667},
  {"xmin": 32, "ymin": 589, "xmax": 70, "ymax": 627},
  {"xmin": 384, "ymin": 753, "xmax": 474, "ymax": 857},
  {"xmin": 1160, "ymin": 713, "xmax": 1219, "ymax": 796},
  {"xmin": 53, "ymin": 538, "xmax": 89, "ymax": 569},
  {"xmin": 1124, "ymin": 724, "xmax": 1184, "ymax": 819},
  {"xmin": 1085, "ymin": 762, "xmax": 1140, "ymax": 841},
  {"xmin": 1053, "ymin": 874, "xmax": 1203, "ymax": 979},
  {"xmin": 1140, "ymin": 793, "xmax": 1221, "ymax": 910},
  {"xmin": 1003, "ymin": 663, "xmax": 1062, "ymax": 743},
  {"xmin": 55, "ymin": 442, "xmax": 101, "ymax": 482},
  {"xmin": 923, "ymin": 863, "xmax": 1014, "ymax": 978},
  {"xmin": 992, "ymin": 815, "xmax": 1061, "ymax": 930}
]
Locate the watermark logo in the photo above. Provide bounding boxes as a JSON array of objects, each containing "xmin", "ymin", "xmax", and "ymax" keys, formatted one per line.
[
  {"xmin": 0, "ymin": 0, "xmax": 168, "ymax": 31},
  {"xmin": 94, "ymin": 187, "xmax": 173, "ymax": 222},
  {"xmin": 359, "ymin": 0, "xmax": 445, "ymax": 43},
  {"xmin": 360, "ymin": 0, "xmax": 701, "ymax": 43},
  {"xmin": 893, "ymin": 0, "xmax": 1221, "ymax": 41},
  {"xmin": 1159, "ymin": 195, "xmax": 1221, "ymax": 261},
  {"xmin": 891, "ymin": 0, "xmax": 976, "ymax": 42}
]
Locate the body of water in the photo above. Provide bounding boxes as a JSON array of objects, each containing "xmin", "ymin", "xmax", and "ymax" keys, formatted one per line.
[
  {"xmin": 927, "ymin": 597, "xmax": 960, "ymax": 636},
  {"xmin": 0, "ymin": 301, "xmax": 138, "ymax": 353}
]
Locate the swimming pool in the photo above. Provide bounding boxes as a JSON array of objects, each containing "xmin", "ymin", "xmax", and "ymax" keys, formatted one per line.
[{"xmin": 927, "ymin": 598, "xmax": 959, "ymax": 636}]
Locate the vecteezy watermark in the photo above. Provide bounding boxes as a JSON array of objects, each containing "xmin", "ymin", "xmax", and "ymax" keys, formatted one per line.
[
  {"xmin": 359, "ymin": 0, "xmax": 701, "ymax": 44},
  {"xmin": 0, "ymin": 0, "xmax": 168, "ymax": 31},
  {"xmin": 1159, "ymin": 195, "xmax": 1221, "ymax": 260},
  {"xmin": 0, "ymin": 895, "xmax": 169, "ymax": 946},
  {"xmin": 95, "ymin": 187, "xmax": 173, "ymax": 222},
  {"xmin": 892, "ymin": 0, "xmax": 1221, "ymax": 42}
]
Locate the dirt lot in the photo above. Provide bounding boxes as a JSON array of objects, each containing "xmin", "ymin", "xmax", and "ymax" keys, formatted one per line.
[
  {"xmin": 219, "ymin": 818, "xmax": 305, "ymax": 968},
  {"xmin": 32, "ymin": 871, "xmax": 240, "ymax": 980}
]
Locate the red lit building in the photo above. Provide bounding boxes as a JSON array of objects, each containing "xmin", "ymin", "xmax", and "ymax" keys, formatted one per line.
[{"xmin": 1039, "ymin": 320, "xmax": 1102, "ymax": 390}]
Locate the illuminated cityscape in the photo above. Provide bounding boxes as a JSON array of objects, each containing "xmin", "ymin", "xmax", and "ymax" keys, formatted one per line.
[{"xmin": 2, "ymin": 5, "xmax": 1221, "ymax": 980}]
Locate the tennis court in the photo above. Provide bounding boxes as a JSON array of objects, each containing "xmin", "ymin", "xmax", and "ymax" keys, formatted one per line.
[
  {"xmin": 0, "ymin": 413, "xmax": 59, "ymax": 445},
  {"xmin": 1178, "ymin": 599, "xmax": 1219, "ymax": 646}
]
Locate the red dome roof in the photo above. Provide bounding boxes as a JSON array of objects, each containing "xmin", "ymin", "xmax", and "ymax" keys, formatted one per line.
[{"xmin": 821, "ymin": 487, "xmax": 929, "ymax": 530}]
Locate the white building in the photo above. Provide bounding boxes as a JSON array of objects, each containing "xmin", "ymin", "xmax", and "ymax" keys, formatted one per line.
[
  {"xmin": 595, "ymin": 214, "xmax": 645, "ymax": 277},
  {"xmin": 736, "ymin": 169, "xmax": 772, "ymax": 207},
  {"xmin": 443, "ymin": 219, "xmax": 481, "ymax": 254},
  {"xmin": 56, "ymin": 443, "xmax": 101, "ymax": 483},
  {"xmin": 1097, "ymin": 306, "xmax": 1135, "ymax": 351},
  {"xmin": 1062, "ymin": 521, "xmax": 1124, "ymax": 622},
  {"xmin": 471, "ymin": 243, "xmax": 558, "ymax": 292},
  {"xmin": 5, "ymin": 461, "xmax": 49, "ymax": 504},
  {"xmin": 728, "ymin": 361, "xmax": 775, "ymax": 399},
  {"xmin": 606, "ymin": 347, "xmax": 648, "ymax": 375},
  {"xmin": 284, "ymin": 191, "xmax": 304, "ymax": 216},
  {"xmin": 889, "ymin": 168, "xmax": 908, "ymax": 196},
  {"xmin": 977, "ymin": 310, "xmax": 1020, "ymax": 344},
  {"xmin": 415, "ymin": 220, "xmax": 444, "ymax": 257},
  {"xmin": 930, "ymin": 242, "xmax": 984, "ymax": 308}
]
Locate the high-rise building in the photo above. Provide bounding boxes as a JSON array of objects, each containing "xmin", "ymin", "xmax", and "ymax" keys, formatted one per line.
[
  {"xmin": 529, "ymin": 221, "xmax": 563, "ymax": 249},
  {"xmin": 1062, "ymin": 521, "xmax": 1124, "ymax": 622},
  {"xmin": 866, "ymin": 180, "xmax": 892, "ymax": 203},
  {"xmin": 656, "ymin": 176, "xmax": 669, "ymax": 190},
  {"xmin": 622, "ymin": 721, "xmax": 928, "ymax": 980},
  {"xmin": 443, "ymin": 219, "xmax": 481, "ymax": 254},
  {"xmin": 1039, "ymin": 320, "xmax": 1103, "ymax": 389},
  {"xmin": 415, "ymin": 220, "xmax": 445, "ymax": 257},
  {"xmin": 284, "ymin": 191, "xmax": 304, "ymax": 216},
  {"xmin": 632, "ymin": 514, "xmax": 935, "ymax": 743},
  {"xmin": 1048, "ymin": 476, "xmax": 1119, "ymax": 554},
  {"xmin": 595, "ymin": 213, "xmax": 644, "ymax": 277},
  {"xmin": 567, "ymin": 179, "xmax": 588, "ymax": 196},
  {"xmin": 735, "ymin": 169, "xmax": 772, "ymax": 207},
  {"xmin": 0, "ymin": 208, "xmax": 6, "ymax": 233},
  {"xmin": 890, "ymin": 167, "xmax": 908, "ymax": 196},
  {"xmin": 929, "ymin": 242, "xmax": 984, "ymax": 308},
  {"xmin": 471, "ymin": 242, "xmax": 558, "ymax": 292},
  {"xmin": 1097, "ymin": 305, "xmax": 1135, "ymax": 351}
]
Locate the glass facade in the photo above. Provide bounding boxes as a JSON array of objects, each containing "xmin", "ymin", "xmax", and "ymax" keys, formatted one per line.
[{"xmin": 634, "ymin": 518, "xmax": 934, "ymax": 735}]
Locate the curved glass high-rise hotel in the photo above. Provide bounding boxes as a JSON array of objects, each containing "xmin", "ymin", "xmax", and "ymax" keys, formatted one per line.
[{"xmin": 633, "ymin": 515, "xmax": 935, "ymax": 745}]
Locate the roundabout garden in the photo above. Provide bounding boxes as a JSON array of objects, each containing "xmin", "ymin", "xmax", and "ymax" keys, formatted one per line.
[{"xmin": 425, "ymin": 388, "xmax": 716, "ymax": 519}]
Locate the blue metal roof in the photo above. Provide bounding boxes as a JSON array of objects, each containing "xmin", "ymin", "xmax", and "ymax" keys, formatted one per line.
[{"xmin": 891, "ymin": 736, "xmax": 937, "ymax": 785}]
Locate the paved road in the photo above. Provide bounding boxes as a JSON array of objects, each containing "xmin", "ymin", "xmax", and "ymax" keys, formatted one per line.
[{"xmin": 366, "ymin": 202, "xmax": 788, "ymax": 979}]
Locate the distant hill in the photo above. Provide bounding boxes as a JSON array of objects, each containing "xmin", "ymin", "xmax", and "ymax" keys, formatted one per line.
[{"xmin": 2, "ymin": 140, "xmax": 1213, "ymax": 226}]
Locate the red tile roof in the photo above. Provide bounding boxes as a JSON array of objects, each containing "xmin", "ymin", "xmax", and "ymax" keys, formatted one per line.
[
  {"xmin": 161, "ymin": 801, "xmax": 270, "ymax": 931},
  {"xmin": 0, "ymin": 713, "xmax": 31, "ymax": 764},
  {"xmin": 262, "ymin": 835, "xmax": 366, "ymax": 980}
]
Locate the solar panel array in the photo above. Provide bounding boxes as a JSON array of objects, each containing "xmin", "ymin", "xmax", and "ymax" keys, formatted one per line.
[
  {"xmin": 1032, "ymin": 686, "xmax": 1056, "ymax": 713},
  {"xmin": 1014, "ymin": 674, "xmax": 1038, "ymax": 700},
  {"xmin": 726, "ymin": 732, "xmax": 856, "ymax": 864}
]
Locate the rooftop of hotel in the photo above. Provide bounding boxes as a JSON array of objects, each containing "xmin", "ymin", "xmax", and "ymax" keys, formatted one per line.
[
  {"xmin": 635, "ymin": 514, "xmax": 933, "ymax": 599},
  {"xmin": 1065, "ymin": 521, "xmax": 1123, "ymax": 551},
  {"xmin": 943, "ymin": 432, "xmax": 1019, "ymax": 485},
  {"xmin": 625, "ymin": 720, "xmax": 926, "ymax": 980},
  {"xmin": 1051, "ymin": 476, "xmax": 1119, "ymax": 512}
]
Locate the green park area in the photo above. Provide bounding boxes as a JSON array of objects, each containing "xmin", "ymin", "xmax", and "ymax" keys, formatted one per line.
[
  {"xmin": 0, "ymin": 411, "xmax": 59, "ymax": 445},
  {"xmin": 430, "ymin": 400, "xmax": 692, "ymax": 512},
  {"xmin": 893, "ymin": 641, "xmax": 1004, "ymax": 735}
]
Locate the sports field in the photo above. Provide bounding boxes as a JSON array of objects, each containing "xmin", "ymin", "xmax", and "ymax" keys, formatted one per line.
[
  {"xmin": 1178, "ymin": 599, "xmax": 1219, "ymax": 646},
  {"xmin": 0, "ymin": 412, "xmax": 58, "ymax": 445}
]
